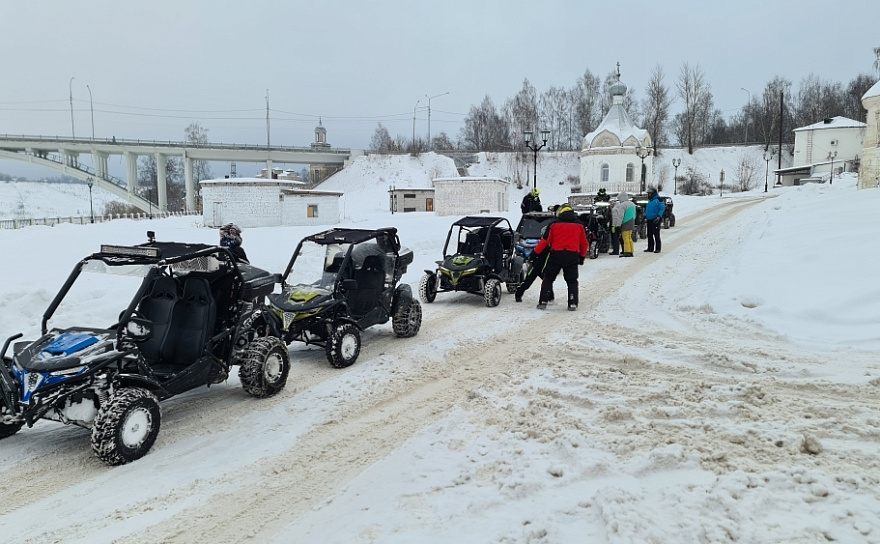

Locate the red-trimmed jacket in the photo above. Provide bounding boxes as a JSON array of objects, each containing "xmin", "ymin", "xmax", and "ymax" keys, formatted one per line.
[{"xmin": 534, "ymin": 212, "xmax": 589, "ymax": 258}]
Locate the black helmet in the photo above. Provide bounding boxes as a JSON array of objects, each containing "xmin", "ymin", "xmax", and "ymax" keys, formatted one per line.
[
  {"xmin": 598, "ymin": 187, "xmax": 606, "ymax": 194},
  {"xmin": 647, "ymin": 186, "xmax": 657, "ymax": 196}
]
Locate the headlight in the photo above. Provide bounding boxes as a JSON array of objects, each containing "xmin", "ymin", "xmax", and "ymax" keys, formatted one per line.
[{"xmin": 49, "ymin": 366, "xmax": 87, "ymax": 377}]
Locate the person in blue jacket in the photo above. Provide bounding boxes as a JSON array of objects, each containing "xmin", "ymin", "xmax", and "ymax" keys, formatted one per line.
[{"xmin": 643, "ymin": 186, "xmax": 666, "ymax": 253}]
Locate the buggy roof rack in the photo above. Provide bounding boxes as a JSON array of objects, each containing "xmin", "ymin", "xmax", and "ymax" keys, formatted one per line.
[
  {"xmin": 92, "ymin": 241, "xmax": 230, "ymax": 265},
  {"xmin": 307, "ymin": 227, "xmax": 397, "ymax": 245},
  {"xmin": 452, "ymin": 216, "xmax": 508, "ymax": 228}
]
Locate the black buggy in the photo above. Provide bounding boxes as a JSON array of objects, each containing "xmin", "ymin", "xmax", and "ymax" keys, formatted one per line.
[
  {"xmin": 632, "ymin": 193, "xmax": 650, "ymax": 240},
  {"xmin": 574, "ymin": 203, "xmax": 611, "ymax": 259},
  {"xmin": 0, "ymin": 233, "xmax": 287, "ymax": 465},
  {"xmin": 513, "ymin": 210, "xmax": 556, "ymax": 268},
  {"xmin": 419, "ymin": 216, "xmax": 525, "ymax": 307},
  {"xmin": 262, "ymin": 227, "xmax": 421, "ymax": 369}
]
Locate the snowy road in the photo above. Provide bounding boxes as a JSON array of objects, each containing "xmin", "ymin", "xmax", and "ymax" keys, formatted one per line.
[{"xmin": 2, "ymin": 191, "xmax": 880, "ymax": 543}]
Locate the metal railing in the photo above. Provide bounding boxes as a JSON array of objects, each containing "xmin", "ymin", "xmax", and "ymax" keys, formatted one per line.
[
  {"xmin": 0, "ymin": 210, "xmax": 200, "ymax": 230},
  {"xmin": 0, "ymin": 134, "xmax": 352, "ymax": 154}
]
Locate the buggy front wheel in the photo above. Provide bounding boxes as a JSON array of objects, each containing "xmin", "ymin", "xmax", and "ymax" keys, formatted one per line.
[
  {"xmin": 484, "ymin": 278, "xmax": 502, "ymax": 307},
  {"xmin": 589, "ymin": 241, "xmax": 599, "ymax": 259},
  {"xmin": 506, "ymin": 270, "xmax": 523, "ymax": 293},
  {"xmin": 392, "ymin": 299, "xmax": 422, "ymax": 338},
  {"xmin": 419, "ymin": 273, "xmax": 437, "ymax": 303},
  {"xmin": 670, "ymin": 214, "xmax": 676, "ymax": 227},
  {"xmin": 326, "ymin": 322, "xmax": 361, "ymax": 368},
  {"xmin": 239, "ymin": 336, "xmax": 290, "ymax": 398},
  {"xmin": 91, "ymin": 387, "xmax": 161, "ymax": 466}
]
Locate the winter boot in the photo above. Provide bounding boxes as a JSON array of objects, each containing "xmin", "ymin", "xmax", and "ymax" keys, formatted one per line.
[
  {"xmin": 514, "ymin": 289, "xmax": 523, "ymax": 303},
  {"xmin": 536, "ymin": 301, "xmax": 547, "ymax": 310}
]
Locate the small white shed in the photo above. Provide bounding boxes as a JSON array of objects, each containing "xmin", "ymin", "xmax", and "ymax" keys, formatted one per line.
[
  {"xmin": 432, "ymin": 176, "xmax": 509, "ymax": 216},
  {"xmin": 200, "ymin": 178, "xmax": 342, "ymax": 227}
]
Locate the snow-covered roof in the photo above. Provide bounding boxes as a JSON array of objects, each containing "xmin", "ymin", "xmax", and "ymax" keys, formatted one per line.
[
  {"xmin": 582, "ymin": 80, "xmax": 649, "ymax": 149},
  {"xmin": 432, "ymin": 176, "xmax": 509, "ymax": 184},
  {"xmin": 793, "ymin": 116, "xmax": 866, "ymax": 132},
  {"xmin": 199, "ymin": 177, "xmax": 306, "ymax": 186},
  {"xmin": 862, "ymin": 79, "xmax": 880, "ymax": 101}
]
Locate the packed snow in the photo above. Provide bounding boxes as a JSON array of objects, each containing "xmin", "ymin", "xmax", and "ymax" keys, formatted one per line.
[{"xmin": 0, "ymin": 151, "xmax": 878, "ymax": 544}]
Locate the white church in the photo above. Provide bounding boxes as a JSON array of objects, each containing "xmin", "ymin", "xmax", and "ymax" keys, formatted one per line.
[
  {"xmin": 860, "ymin": 80, "xmax": 880, "ymax": 190},
  {"xmin": 579, "ymin": 76, "xmax": 653, "ymax": 195}
]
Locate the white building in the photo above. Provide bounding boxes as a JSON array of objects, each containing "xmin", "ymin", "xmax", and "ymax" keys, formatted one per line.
[
  {"xmin": 579, "ymin": 78, "xmax": 653, "ymax": 195},
  {"xmin": 432, "ymin": 177, "xmax": 509, "ymax": 216},
  {"xmin": 776, "ymin": 116, "xmax": 866, "ymax": 186},
  {"xmin": 200, "ymin": 178, "xmax": 342, "ymax": 228},
  {"xmin": 859, "ymin": 80, "xmax": 880, "ymax": 190}
]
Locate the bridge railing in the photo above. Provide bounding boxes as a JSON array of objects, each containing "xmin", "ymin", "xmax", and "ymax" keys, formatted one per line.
[
  {"xmin": 0, "ymin": 134, "xmax": 352, "ymax": 154},
  {"xmin": 0, "ymin": 210, "xmax": 200, "ymax": 230}
]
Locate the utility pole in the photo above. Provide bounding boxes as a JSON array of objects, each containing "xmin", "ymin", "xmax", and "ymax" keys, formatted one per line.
[
  {"xmin": 265, "ymin": 89, "xmax": 270, "ymax": 147},
  {"xmin": 777, "ymin": 91, "xmax": 783, "ymax": 186},
  {"xmin": 69, "ymin": 77, "xmax": 75, "ymax": 138}
]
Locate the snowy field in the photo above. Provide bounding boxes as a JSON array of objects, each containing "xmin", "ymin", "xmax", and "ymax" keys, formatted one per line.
[{"xmin": 1, "ymin": 162, "xmax": 879, "ymax": 543}]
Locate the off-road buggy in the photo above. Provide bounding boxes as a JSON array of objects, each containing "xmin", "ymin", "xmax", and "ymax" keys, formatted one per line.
[
  {"xmin": 0, "ymin": 232, "xmax": 287, "ymax": 465},
  {"xmin": 513, "ymin": 210, "xmax": 556, "ymax": 264},
  {"xmin": 662, "ymin": 196, "xmax": 676, "ymax": 228},
  {"xmin": 420, "ymin": 216, "xmax": 525, "ymax": 307},
  {"xmin": 632, "ymin": 193, "xmax": 650, "ymax": 240},
  {"xmin": 574, "ymin": 204, "xmax": 611, "ymax": 259},
  {"xmin": 262, "ymin": 227, "xmax": 421, "ymax": 369}
]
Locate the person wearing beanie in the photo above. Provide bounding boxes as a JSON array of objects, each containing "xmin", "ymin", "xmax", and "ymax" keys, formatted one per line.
[
  {"xmin": 611, "ymin": 192, "xmax": 636, "ymax": 257},
  {"xmin": 219, "ymin": 223, "xmax": 249, "ymax": 264},
  {"xmin": 532, "ymin": 205, "xmax": 588, "ymax": 311}
]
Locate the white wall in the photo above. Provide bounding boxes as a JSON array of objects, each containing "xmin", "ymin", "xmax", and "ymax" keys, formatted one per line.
[
  {"xmin": 201, "ymin": 182, "xmax": 283, "ymax": 228},
  {"xmin": 280, "ymin": 193, "xmax": 340, "ymax": 226},
  {"xmin": 859, "ymin": 96, "xmax": 880, "ymax": 190},
  {"xmin": 433, "ymin": 179, "xmax": 509, "ymax": 216},
  {"xmin": 579, "ymin": 148, "xmax": 652, "ymax": 195},
  {"xmin": 793, "ymin": 126, "xmax": 865, "ymax": 170}
]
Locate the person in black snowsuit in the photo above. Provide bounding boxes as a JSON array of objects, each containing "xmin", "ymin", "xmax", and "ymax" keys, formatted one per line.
[
  {"xmin": 220, "ymin": 223, "xmax": 249, "ymax": 264},
  {"xmin": 520, "ymin": 189, "xmax": 542, "ymax": 214},
  {"xmin": 595, "ymin": 187, "xmax": 610, "ymax": 202}
]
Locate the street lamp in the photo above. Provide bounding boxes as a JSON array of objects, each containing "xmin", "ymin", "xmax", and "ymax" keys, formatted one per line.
[
  {"xmin": 86, "ymin": 85, "xmax": 95, "ymax": 140},
  {"xmin": 763, "ymin": 148, "xmax": 776, "ymax": 192},
  {"xmin": 741, "ymin": 88, "xmax": 750, "ymax": 144},
  {"xmin": 524, "ymin": 129, "xmax": 550, "ymax": 189},
  {"xmin": 636, "ymin": 145, "xmax": 650, "ymax": 193},
  {"xmin": 672, "ymin": 158, "xmax": 681, "ymax": 195},
  {"xmin": 86, "ymin": 177, "xmax": 94, "ymax": 223},
  {"xmin": 426, "ymin": 92, "xmax": 449, "ymax": 151},
  {"xmin": 412, "ymin": 100, "xmax": 419, "ymax": 145},
  {"xmin": 69, "ymin": 77, "xmax": 75, "ymax": 138},
  {"xmin": 828, "ymin": 151, "xmax": 837, "ymax": 184}
]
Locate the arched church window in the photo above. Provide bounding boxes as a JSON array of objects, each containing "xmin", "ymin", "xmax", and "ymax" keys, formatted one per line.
[
  {"xmin": 601, "ymin": 164, "xmax": 609, "ymax": 182},
  {"xmin": 626, "ymin": 163, "xmax": 634, "ymax": 182}
]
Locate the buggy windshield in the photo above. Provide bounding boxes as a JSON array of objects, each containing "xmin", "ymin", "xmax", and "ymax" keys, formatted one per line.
[
  {"xmin": 288, "ymin": 241, "xmax": 351, "ymax": 289},
  {"xmin": 517, "ymin": 216, "xmax": 554, "ymax": 239}
]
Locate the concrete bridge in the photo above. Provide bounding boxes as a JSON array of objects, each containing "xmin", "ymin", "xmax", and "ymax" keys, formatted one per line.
[{"xmin": 0, "ymin": 135, "xmax": 356, "ymax": 213}]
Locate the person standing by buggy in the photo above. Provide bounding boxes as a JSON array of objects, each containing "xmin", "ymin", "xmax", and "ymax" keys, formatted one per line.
[
  {"xmin": 514, "ymin": 220, "xmax": 555, "ymax": 303},
  {"xmin": 534, "ymin": 206, "xmax": 588, "ymax": 311},
  {"xmin": 612, "ymin": 192, "xmax": 636, "ymax": 257},
  {"xmin": 595, "ymin": 187, "xmax": 610, "ymax": 202},
  {"xmin": 520, "ymin": 188, "xmax": 542, "ymax": 214},
  {"xmin": 643, "ymin": 186, "xmax": 666, "ymax": 253},
  {"xmin": 220, "ymin": 223, "xmax": 249, "ymax": 264}
]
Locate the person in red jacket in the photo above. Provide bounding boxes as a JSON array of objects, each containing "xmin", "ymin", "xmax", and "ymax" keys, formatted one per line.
[{"xmin": 533, "ymin": 205, "xmax": 589, "ymax": 311}]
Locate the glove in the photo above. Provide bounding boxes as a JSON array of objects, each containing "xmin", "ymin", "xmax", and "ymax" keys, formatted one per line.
[
  {"xmin": 610, "ymin": 226, "xmax": 616, "ymax": 233},
  {"xmin": 579, "ymin": 257, "xmax": 585, "ymax": 265}
]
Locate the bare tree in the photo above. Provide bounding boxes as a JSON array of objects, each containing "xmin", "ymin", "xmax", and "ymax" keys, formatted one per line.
[
  {"xmin": 369, "ymin": 123, "xmax": 394, "ymax": 152},
  {"xmin": 754, "ymin": 76, "xmax": 792, "ymax": 149},
  {"xmin": 184, "ymin": 122, "xmax": 212, "ymax": 182},
  {"xmin": 734, "ymin": 156, "xmax": 762, "ymax": 191},
  {"xmin": 538, "ymin": 85, "xmax": 569, "ymax": 149},
  {"xmin": 570, "ymin": 68, "xmax": 601, "ymax": 143},
  {"xmin": 874, "ymin": 46, "xmax": 880, "ymax": 78},
  {"xmin": 506, "ymin": 79, "xmax": 540, "ymax": 148},
  {"xmin": 675, "ymin": 63, "xmax": 711, "ymax": 153},
  {"xmin": 641, "ymin": 64, "xmax": 673, "ymax": 153},
  {"xmin": 460, "ymin": 96, "xmax": 509, "ymax": 151},
  {"xmin": 845, "ymin": 74, "xmax": 876, "ymax": 122}
]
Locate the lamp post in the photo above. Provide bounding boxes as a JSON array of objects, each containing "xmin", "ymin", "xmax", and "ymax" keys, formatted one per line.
[
  {"xmin": 69, "ymin": 77, "xmax": 75, "ymax": 138},
  {"xmin": 720, "ymin": 169, "xmax": 725, "ymax": 197},
  {"xmin": 86, "ymin": 177, "xmax": 94, "ymax": 223},
  {"xmin": 426, "ymin": 92, "xmax": 449, "ymax": 151},
  {"xmin": 412, "ymin": 100, "xmax": 419, "ymax": 145},
  {"xmin": 740, "ymin": 88, "xmax": 750, "ymax": 144},
  {"xmin": 148, "ymin": 188, "xmax": 153, "ymax": 219},
  {"xmin": 524, "ymin": 129, "xmax": 550, "ymax": 190},
  {"xmin": 86, "ymin": 85, "xmax": 94, "ymax": 140},
  {"xmin": 636, "ymin": 145, "xmax": 650, "ymax": 193},
  {"xmin": 828, "ymin": 151, "xmax": 837, "ymax": 184},
  {"xmin": 672, "ymin": 158, "xmax": 681, "ymax": 195},
  {"xmin": 763, "ymin": 148, "xmax": 776, "ymax": 192}
]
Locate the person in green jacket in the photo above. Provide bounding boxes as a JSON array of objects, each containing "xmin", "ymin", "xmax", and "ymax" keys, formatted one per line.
[{"xmin": 611, "ymin": 191, "xmax": 636, "ymax": 257}]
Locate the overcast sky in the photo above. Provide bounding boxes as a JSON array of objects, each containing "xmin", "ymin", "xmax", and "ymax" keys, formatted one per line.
[{"xmin": 1, "ymin": 0, "xmax": 877, "ymax": 171}]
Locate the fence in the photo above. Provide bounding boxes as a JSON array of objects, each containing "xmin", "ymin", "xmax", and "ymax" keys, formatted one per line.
[{"xmin": 0, "ymin": 210, "xmax": 200, "ymax": 230}]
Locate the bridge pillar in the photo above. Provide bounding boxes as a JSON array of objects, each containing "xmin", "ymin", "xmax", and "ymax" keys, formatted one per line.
[
  {"xmin": 125, "ymin": 151, "xmax": 139, "ymax": 193},
  {"xmin": 156, "ymin": 153, "xmax": 168, "ymax": 212},
  {"xmin": 95, "ymin": 151, "xmax": 109, "ymax": 180},
  {"xmin": 184, "ymin": 156, "xmax": 195, "ymax": 212},
  {"xmin": 61, "ymin": 149, "xmax": 79, "ymax": 168}
]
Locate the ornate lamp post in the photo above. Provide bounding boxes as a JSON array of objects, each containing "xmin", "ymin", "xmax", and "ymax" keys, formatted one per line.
[
  {"xmin": 636, "ymin": 145, "xmax": 650, "ymax": 193},
  {"xmin": 763, "ymin": 148, "xmax": 776, "ymax": 192},
  {"xmin": 524, "ymin": 129, "xmax": 550, "ymax": 190},
  {"xmin": 672, "ymin": 158, "xmax": 681, "ymax": 195},
  {"xmin": 828, "ymin": 150, "xmax": 837, "ymax": 184},
  {"xmin": 86, "ymin": 177, "xmax": 94, "ymax": 223}
]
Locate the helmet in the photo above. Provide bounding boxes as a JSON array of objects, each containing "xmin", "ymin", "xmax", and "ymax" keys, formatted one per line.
[
  {"xmin": 556, "ymin": 205, "xmax": 573, "ymax": 217},
  {"xmin": 647, "ymin": 186, "xmax": 658, "ymax": 196},
  {"xmin": 598, "ymin": 187, "xmax": 606, "ymax": 194},
  {"xmin": 219, "ymin": 223, "xmax": 243, "ymax": 248},
  {"xmin": 532, "ymin": 188, "xmax": 540, "ymax": 196}
]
